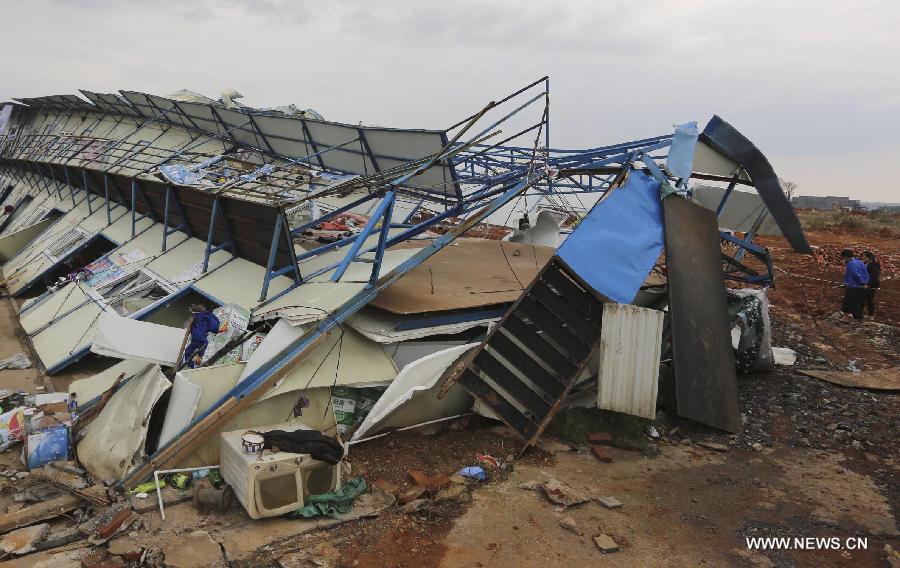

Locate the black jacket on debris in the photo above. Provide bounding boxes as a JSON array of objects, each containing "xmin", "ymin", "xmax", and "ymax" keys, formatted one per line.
[{"xmin": 262, "ymin": 430, "xmax": 344, "ymax": 464}]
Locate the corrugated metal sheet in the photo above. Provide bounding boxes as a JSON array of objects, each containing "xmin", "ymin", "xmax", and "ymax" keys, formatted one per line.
[{"xmin": 596, "ymin": 303, "xmax": 664, "ymax": 419}]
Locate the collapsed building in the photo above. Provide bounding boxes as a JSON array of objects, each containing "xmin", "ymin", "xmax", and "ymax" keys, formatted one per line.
[{"xmin": 0, "ymin": 78, "xmax": 810, "ymax": 515}]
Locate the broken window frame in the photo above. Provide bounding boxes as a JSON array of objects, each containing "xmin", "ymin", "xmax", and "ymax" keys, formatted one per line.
[
  {"xmin": 89, "ymin": 267, "xmax": 178, "ymax": 317},
  {"xmin": 9, "ymin": 204, "xmax": 49, "ymax": 232},
  {"xmin": 42, "ymin": 226, "xmax": 90, "ymax": 262}
]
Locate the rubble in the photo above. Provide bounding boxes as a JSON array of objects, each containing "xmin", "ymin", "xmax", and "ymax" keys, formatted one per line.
[
  {"xmin": 160, "ymin": 530, "xmax": 225, "ymax": 568},
  {"xmin": 559, "ymin": 516, "xmax": 583, "ymax": 535},
  {"xmin": 593, "ymin": 533, "xmax": 620, "ymax": 553},
  {"xmin": 0, "ymin": 522, "xmax": 49, "ymax": 555},
  {"xmin": 0, "ymin": 74, "xmax": 885, "ymax": 568},
  {"xmin": 541, "ymin": 479, "xmax": 590, "ymax": 507},
  {"xmin": 596, "ymin": 496, "xmax": 623, "ymax": 510}
]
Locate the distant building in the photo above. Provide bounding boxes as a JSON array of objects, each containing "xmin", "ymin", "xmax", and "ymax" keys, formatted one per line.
[{"xmin": 791, "ymin": 195, "xmax": 861, "ymax": 211}]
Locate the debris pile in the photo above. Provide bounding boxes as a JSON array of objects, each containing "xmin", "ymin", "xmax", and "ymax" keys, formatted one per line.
[{"xmin": 0, "ymin": 79, "xmax": 831, "ymax": 564}]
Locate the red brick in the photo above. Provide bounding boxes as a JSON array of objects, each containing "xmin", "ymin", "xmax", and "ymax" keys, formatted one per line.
[
  {"xmin": 590, "ymin": 444, "xmax": 613, "ymax": 463},
  {"xmin": 587, "ymin": 431, "xmax": 614, "ymax": 445},
  {"xmin": 372, "ymin": 479, "xmax": 400, "ymax": 495},
  {"xmin": 398, "ymin": 485, "xmax": 427, "ymax": 505}
]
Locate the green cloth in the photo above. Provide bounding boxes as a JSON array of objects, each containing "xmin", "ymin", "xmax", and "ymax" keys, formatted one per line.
[
  {"xmin": 659, "ymin": 179, "xmax": 679, "ymax": 200},
  {"xmin": 290, "ymin": 476, "xmax": 367, "ymax": 519}
]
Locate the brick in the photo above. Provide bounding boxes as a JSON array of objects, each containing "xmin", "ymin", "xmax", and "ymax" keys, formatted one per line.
[
  {"xmin": 587, "ymin": 432, "xmax": 614, "ymax": 445},
  {"xmin": 407, "ymin": 470, "xmax": 450, "ymax": 495},
  {"xmin": 594, "ymin": 534, "xmax": 620, "ymax": 553},
  {"xmin": 398, "ymin": 485, "xmax": 427, "ymax": 505},
  {"xmin": 408, "ymin": 470, "xmax": 429, "ymax": 487},
  {"xmin": 590, "ymin": 444, "xmax": 613, "ymax": 463}
]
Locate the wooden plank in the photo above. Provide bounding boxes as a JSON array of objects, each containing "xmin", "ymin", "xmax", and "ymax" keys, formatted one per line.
[
  {"xmin": 488, "ymin": 332, "xmax": 567, "ymax": 394},
  {"xmin": 503, "ymin": 315, "xmax": 578, "ymax": 376},
  {"xmin": 530, "ymin": 281, "xmax": 601, "ymax": 341},
  {"xmin": 370, "ymin": 239, "xmax": 555, "ymax": 314},
  {"xmin": 457, "ymin": 369, "xmax": 538, "ymax": 439},
  {"xmin": 797, "ymin": 367, "xmax": 900, "ymax": 391},
  {"xmin": 518, "ymin": 297, "xmax": 590, "ymax": 360},
  {"xmin": 0, "ymin": 494, "xmax": 83, "ymax": 534},
  {"xmin": 473, "ymin": 350, "xmax": 552, "ymax": 418}
]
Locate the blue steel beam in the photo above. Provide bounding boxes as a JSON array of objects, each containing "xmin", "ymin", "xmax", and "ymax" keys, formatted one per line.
[
  {"xmin": 330, "ymin": 191, "xmax": 395, "ymax": 283},
  {"xmin": 259, "ymin": 210, "xmax": 302, "ymax": 301},
  {"xmin": 161, "ymin": 186, "xmax": 190, "ymax": 251},
  {"xmin": 202, "ymin": 196, "xmax": 236, "ymax": 272}
]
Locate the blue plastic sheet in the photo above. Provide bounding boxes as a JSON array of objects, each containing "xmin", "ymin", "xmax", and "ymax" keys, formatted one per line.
[
  {"xmin": 457, "ymin": 466, "xmax": 486, "ymax": 480},
  {"xmin": 557, "ymin": 171, "xmax": 664, "ymax": 304},
  {"xmin": 666, "ymin": 121, "xmax": 699, "ymax": 182}
]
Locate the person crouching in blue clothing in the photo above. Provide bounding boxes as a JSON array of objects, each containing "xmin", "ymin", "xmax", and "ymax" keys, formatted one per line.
[
  {"xmin": 183, "ymin": 304, "xmax": 228, "ymax": 368},
  {"xmin": 840, "ymin": 249, "xmax": 869, "ymax": 322}
]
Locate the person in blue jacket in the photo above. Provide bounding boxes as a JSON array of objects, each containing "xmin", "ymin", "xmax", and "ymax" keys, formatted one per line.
[
  {"xmin": 840, "ymin": 249, "xmax": 869, "ymax": 322},
  {"xmin": 182, "ymin": 305, "xmax": 227, "ymax": 368}
]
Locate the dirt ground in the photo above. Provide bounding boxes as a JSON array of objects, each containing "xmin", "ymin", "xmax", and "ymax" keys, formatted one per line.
[{"xmin": 0, "ymin": 221, "xmax": 897, "ymax": 567}]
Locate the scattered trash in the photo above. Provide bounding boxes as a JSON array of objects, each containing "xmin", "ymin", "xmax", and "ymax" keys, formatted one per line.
[
  {"xmin": 647, "ymin": 426, "xmax": 660, "ymax": 439},
  {"xmin": 457, "ymin": 466, "xmax": 486, "ymax": 481},
  {"xmin": 772, "ymin": 347, "xmax": 797, "ymax": 366},
  {"xmin": 193, "ymin": 485, "xmax": 234, "ymax": 514},
  {"xmin": 0, "ymin": 353, "xmax": 31, "ymax": 370},
  {"xmin": 476, "ymin": 454, "xmax": 500, "ymax": 469},
  {"xmin": 290, "ymin": 477, "xmax": 367, "ymax": 519}
]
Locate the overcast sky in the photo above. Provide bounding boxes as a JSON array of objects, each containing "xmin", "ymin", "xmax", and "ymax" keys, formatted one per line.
[{"xmin": 2, "ymin": 0, "xmax": 898, "ymax": 201}]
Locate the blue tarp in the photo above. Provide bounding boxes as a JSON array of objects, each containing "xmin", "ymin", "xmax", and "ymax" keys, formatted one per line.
[{"xmin": 557, "ymin": 170, "xmax": 664, "ymax": 304}]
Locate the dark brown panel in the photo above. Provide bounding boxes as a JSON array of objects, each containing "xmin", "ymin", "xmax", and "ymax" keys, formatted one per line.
[{"xmin": 663, "ymin": 195, "xmax": 741, "ymax": 432}]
